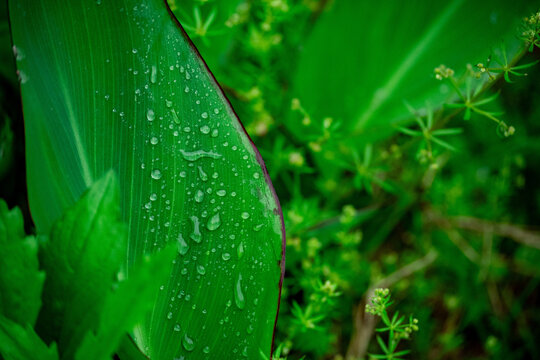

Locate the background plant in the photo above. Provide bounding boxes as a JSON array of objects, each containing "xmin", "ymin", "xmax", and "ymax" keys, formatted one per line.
[{"xmin": 1, "ymin": 0, "xmax": 540, "ymax": 359}]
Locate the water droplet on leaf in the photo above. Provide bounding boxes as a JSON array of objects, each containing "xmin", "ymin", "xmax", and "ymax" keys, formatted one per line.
[
  {"xmin": 190, "ymin": 216, "xmax": 202, "ymax": 243},
  {"xmin": 207, "ymin": 213, "xmax": 221, "ymax": 231},
  {"xmin": 237, "ymin": 241, "xmax": 245, "ymax": 259},
  {"xmin": 234, "ymin": 273, "xmax": 246, "ymax": 310},
  {"xmin": 197, "ymin": 264, "xmax": 206, "ymax": 275},
  {"xmin": 195, "ymin": 189, "xmax": 204, "ymax": 203},
  {"xmin": 198, "ymin": 166, "xmax": 208, "ymax": 181},
  {"xmin": 180, "ymin": 149, "xmax": 222, "ymax": 161},
  {"xmin": 177, "ymin": 234, "xmax": 189, "ymax": 255},
  {"xmin": 147, "ymin": 109, "xmax": 155, "ymax": 121},
  {"xmin": 151, "ymin": 169, "xmax": 162, "ymax": 180},
  {"xmin": 182, "ymin": 334, "xmax": 195, "ymax": 352},
  {"xmin": 151, "ymin": 65, "xmax": 157, "ymax": 83}
]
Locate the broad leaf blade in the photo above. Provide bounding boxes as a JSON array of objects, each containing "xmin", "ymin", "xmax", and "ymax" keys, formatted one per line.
[{"xmin": 9, "ymin": 0, "xmax": 285, "ymax": 359}]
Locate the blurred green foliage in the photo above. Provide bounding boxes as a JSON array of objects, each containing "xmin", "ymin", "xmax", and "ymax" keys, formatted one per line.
[{"xmin": 1, "ymin": 0, "xmax": 540, "ymax": 359}]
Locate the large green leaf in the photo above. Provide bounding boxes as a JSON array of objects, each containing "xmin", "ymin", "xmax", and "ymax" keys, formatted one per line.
[
  {"xmin": 292, "ymin": 0, "xmax": 537, "ymax": 140},
  {"xmin": 9, "ymin": 0, "xmax": 284, "ymax": 359}
]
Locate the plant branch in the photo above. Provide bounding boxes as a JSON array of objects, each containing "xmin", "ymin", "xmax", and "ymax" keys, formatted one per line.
[{"xmin": 346, "ymin": 249, "xmax": 438, "ymax": 359}]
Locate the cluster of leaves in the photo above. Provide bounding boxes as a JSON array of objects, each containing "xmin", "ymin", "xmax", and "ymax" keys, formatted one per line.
[
  {"xmin": 0, "ymin": 172, "xmax": 176, "ymax": 360},
  {"xmin": 365, "ymin": 289, "xmax": 419, "ymax": 360}
]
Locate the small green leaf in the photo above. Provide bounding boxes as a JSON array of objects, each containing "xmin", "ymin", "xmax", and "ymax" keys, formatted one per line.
[
  {"xmin": 431, "ymin": 128, "xmax": 463, "ymax": 136},
  {"xmin": 512, "ymin": 59, "xmax": 540, "ymax": 69},
  {"xmin": 0, "ymin": 199, "xmax": 44, "ymax": 326},
  {"xmin": 464, "ymin": 107, "xmax": 472, "ymax": 120},
  {"xmin": 75, "ymin": 245, "xmax": 177, "ymax": 360},
  {"xmin": 432, "ymin": 136, "xmax": 457, "ymax": 152},
  {"xmin": 444, "ymin": 103, "xmax": 467, "ymax": 109},
  {"xmin": 36, "ymin": 170, "xmax": 127, "ymax": 358},
  {"xmin": 376, "ymin": 335, "xmax": 389, "ymax": 354},
  {"xmin": 0, "ymin": 314, "xmax": 59, "ymax": 360},
  {"xmin": 396, "ymin": 126, "xmax": 422, "ymax": 137},
  {"xmin": 472, "ymin": 92, "xmax": 499, "ymax": 106}
]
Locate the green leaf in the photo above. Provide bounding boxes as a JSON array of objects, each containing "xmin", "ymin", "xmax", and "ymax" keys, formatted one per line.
[
  {"xmin": 0, "ymin": 314, "xmax": 59, "ymax": 360},
  {"xmin": 0, "ymin": 199, "xmax": 44, "ymax": 326},
  {"xmin": 116, "ymin": 336, "xmax": 149, "ymax": 360},
  {"xmin": 9, "ymin": 1, "xmax": 284, "ymax": 359},
  {"xmin": 431, "ymin": 136, "xmax": 458, "ymax": 152},
  {"xmin": 511, "ymin": 59, "xmax": 540, "ymax": 69},
  {"xmin": 75, "ymin": 246, "xmax": 176, "ymax": 360},
  {"xmin": 472, "ymin": 91, "xmax": 500, "ymax": 106},
  {"xmin": 291, "ymin": 0, "xmax": 537, "ymax": 140},
  {"xmin": 431, "ymin": 128, "xmax": 463, "ymax": 136},
  {"xmin": 396, "ymin": 126, "xmax": 422, "ymax": 137},
  {"xmin": 36, "ymin": 170, "xmax": 127, "ymax": 358},
  {"xmin": 376, "ymin": 335, "xmax": 389, "ymax": 354}
]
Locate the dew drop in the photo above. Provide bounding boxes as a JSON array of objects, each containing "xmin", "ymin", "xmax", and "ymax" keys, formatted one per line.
[
  {"xmin": 174, "ymin": 324, "xmax": 181, "ymax": 332},
  {"xmin": 195, "ymin": 189, "xmax": 204, "ymax": 203},
  {"xmin": 151, "ymin": 65, "xmax": 157, "ymax": 84},
  {"xmin": 253, "ymin": 224, "xmax": 264, "ymax": 232},
  {"xmin": 151, "ymin": 169, "xmax": 162, "ymax": 180},
  {"xmin": 165, "ymin": 99, "xmax": 173, "ymax": 108},
  {"xmin": 201, "ymin": 112, "xmax": 208, "ymax": 119},
  {"xmin": 253, "ymin": 172, "xmax": 260, "ymax": 179},
  {"xmin": 167, "ymin": 311, "xmax": 173, "ymax": 320},
  {"xmin": 171, "ymin": 109, "xmax": 181, "ymax": 124},
  {"xmin": 177, "ymin": 234, "xmax": 189, "ymax": 255},
  {"xmin": 241, "ymin": 212, "xmax": 250, "ymax": 220},
  {"xmin": 237, "ymin": 241, "xmax": 245, "ymax": 259},
  {"xmin": 150, "ymin": 136, "xmax": 158, "ymax": 145},
  {"xmin": 200, "ymin": 125, "xmax": 210, "ymax": 134},
  {"xmin": 211, "ymin": 129, "xmax": 219, "ymax": 138},
  {"xmin": 182, "ymin": 334, "xmax": 195, "ymax": 352},
  {"xmin": 234, "ymin": 273, "xmax": 246, "ymax": 310},
  {"xmin": 197, "ymin": 264, "xmax": 206, "ymax": 275},
  {"xmin": 203, "ymin": 346, "xmax": 210, "ymax": 354},
  {"xmin": 190, "ymin": 216, "xmax": 202, "ymax": 243},
  {"xmin": 216, "ymin": 189, "xmax": 226, "ymax": 197},
  {"xmin": 180, "ymin": 149, "xmax": 222, "ymax": 161},
  {"xmin": 222, "ymin": 253, "xmax": 231, "ymax": 261},
  {"xmin": 207, "ymin": 213, "xmax": 221, "ymax": 231},
  {"xmin": 147, "ymin": 109, "xmax": 155, "ymax": 121},
  {"xmin": 198, "ymin": 166, "xmax": 208, "ymax": 181}
]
